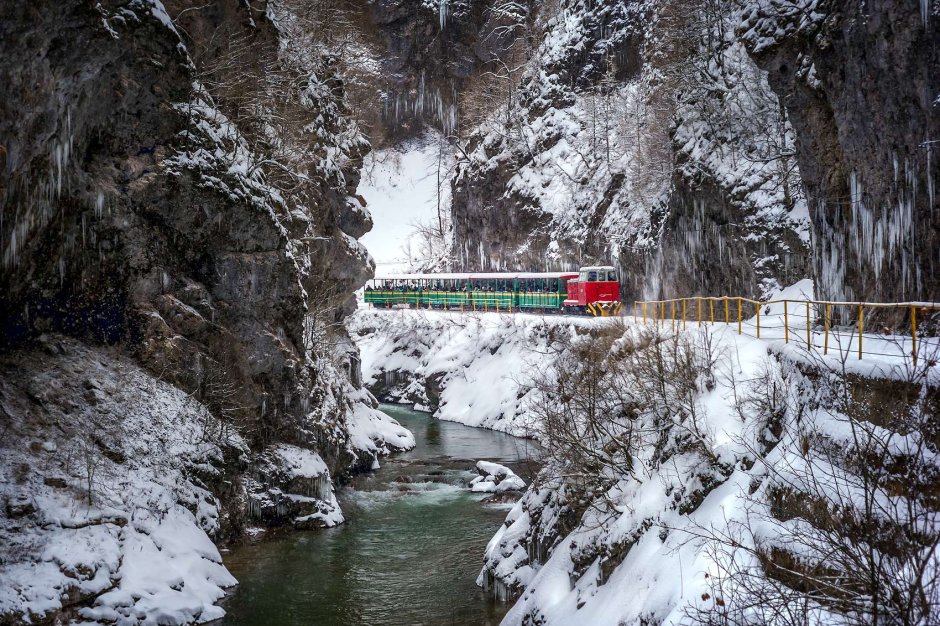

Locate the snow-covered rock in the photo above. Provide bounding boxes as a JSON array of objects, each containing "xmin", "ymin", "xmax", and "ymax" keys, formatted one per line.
[
  {"xmin": 475, "ymin": 299, "xmax": 940, "ymax": 625},
  {"xmin": 449, "ymin": 0, "xmax": 809, "ymax": 302},
  {"xmin": 470, "ymin": 461, "xmax": 526, "ymax": 493},
  {"xmin": 346, "ymin": 386, "xmax": 417, "ymax": 465},
  {"xmin": 0, "ymin": 338, "xmax": 246, "ymax": 625}
]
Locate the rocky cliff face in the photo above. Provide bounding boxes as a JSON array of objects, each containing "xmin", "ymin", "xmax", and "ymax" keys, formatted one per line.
[
  {"xmin": 1, "ymin": 0, "xmax": 376, "ymax": 453},
  {"xmin": 352, "ymin": 0, "xmax": 532, "ymax": 144},
  {"xmin": 446, "ymin": 0, "xmax": 811, "ymax": 300},
  {"xmin": 0, "ymin": 1, "xmax": 411, "ymax": 622},
  {"xmin": 447, "ymin": 0, "xmax": 939, "ymax": 304},
  {"xmin": 740, "ymin": 0, "xmax": 940, "ymax": 303}
]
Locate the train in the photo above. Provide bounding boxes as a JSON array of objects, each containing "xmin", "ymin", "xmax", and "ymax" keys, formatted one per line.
[{"xmin": 363, "ymin": 266, "xmax": 622, "ymax": 316}]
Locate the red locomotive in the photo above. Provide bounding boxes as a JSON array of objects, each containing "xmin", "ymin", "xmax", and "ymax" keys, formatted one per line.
[{"xmin": 563, "ymin": 266, "xmax": 622, "ymax": 316}]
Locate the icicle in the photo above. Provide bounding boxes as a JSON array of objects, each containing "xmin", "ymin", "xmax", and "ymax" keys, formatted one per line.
[{"xmin": 927, "ymin": 142, "xmax": 935, "ymax": 218}]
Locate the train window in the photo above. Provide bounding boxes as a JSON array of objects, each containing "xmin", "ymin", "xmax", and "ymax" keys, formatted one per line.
[
  {"xmin": 588, "ymin": 271, "xmax": 598, "ymax": 281},
  {"xmin": 607, "ymin": 270, "xmax": 616, "ymax": 281}
]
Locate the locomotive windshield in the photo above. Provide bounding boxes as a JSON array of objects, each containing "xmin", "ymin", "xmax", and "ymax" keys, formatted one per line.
[{"xmin": 578, "ymin": 266, "xmax": 616, "ymax": 282}]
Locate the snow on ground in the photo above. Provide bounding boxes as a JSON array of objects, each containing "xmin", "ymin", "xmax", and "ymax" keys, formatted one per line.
[
  {"xmin": 348, "ymin": 308, "xmax": 618, "ymax": 437},
  {"xmin": 350, "ymin": 302, "xmax": 940, "ymax": 438},
  {"xmin": 358, "ymin": 134, "xmax": 451, "ymax": 275},
  {"xmin": 485, "ymin": 322, "xmax": 773, "ymax": 625},
  {"xmin": 346, "ymin": 387, "xmax": 416, "ymax": 468},
  {"xmin": 485, "ymin": 320, "xmax": 936, "ymax": 624},
  {"xmin": 658, "ymin": 279, "xmax": 940, "ymax": 384},
  {"xmin": 351, "ymin": 288, "xmax": 940, "ymax": 625},
  {"xmin": 0, "ymin": 337, "xmax": 246, "ymax": 625}
]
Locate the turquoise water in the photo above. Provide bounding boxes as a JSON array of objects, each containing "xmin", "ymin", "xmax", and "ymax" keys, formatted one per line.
[{"xmin": 219, "ymin": 405, "xmax": 538, "ymax": 625}]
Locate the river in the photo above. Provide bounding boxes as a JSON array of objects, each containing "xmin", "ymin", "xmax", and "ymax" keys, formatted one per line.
[{"xmin": 219, "ymin": 404, "xmax": 539, "ymax": 625}]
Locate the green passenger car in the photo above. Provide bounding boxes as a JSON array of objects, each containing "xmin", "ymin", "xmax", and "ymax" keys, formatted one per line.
[{"xmin": 363, "ymin": 272, "xmax": 579, "ymax": 312}]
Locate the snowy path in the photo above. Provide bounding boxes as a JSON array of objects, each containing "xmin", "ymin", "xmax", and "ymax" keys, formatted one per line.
[
  {"xmin": 637, "ymin": 312, "xmax": 939, "ymax": 384},
  {"xmin": 360, "ymin": 302, "xmax": 938, "ymax": 381}
]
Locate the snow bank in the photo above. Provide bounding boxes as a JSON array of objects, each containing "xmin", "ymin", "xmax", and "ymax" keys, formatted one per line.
[
  {"xmin": 346, "ymin": 386, "xmax": 416, "ymax": 465},
  {"xmin": 476, "ymin": 299, "xmax": 939, "ymax": 625},
  {"xmin": 348, "ymin": 308, "xmax": 619, "ymax": 437},
  {"xmin": 0, "ymin": 337, "xmax": 246, "ymax": 624}
]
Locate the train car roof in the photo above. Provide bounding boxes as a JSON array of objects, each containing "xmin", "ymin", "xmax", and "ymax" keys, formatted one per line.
[{"xmin": 372, "ymin": 272, "xmax": 580, "ymax": 281}]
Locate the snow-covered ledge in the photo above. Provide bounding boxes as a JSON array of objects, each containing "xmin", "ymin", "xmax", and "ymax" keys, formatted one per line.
[{"xmin": 348, "ymin": 308, "xmax": 613, "ymax": 438}]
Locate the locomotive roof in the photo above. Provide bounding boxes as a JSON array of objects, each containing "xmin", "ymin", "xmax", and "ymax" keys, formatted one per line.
[
  {"xmin": 372, "ymin": 271, "xmax": 580, "ymax": 281},
  {"xmin": 579, "ymin": 265, "xmax": 615, "ymax": 271}
]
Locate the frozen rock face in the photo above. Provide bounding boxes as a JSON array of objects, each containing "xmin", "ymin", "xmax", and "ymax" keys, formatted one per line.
[
  {"xmin": 0, "ymin": 0, "xmax": 376, "ymax": 458},
  {"xmin": 245, "ymin": 445, "xmax": 345, "ymax": 529},
  {"xmin": 363, "ymin": 0, "xmax": 532, "ymax": 142},
  {"xmin": 739, "ymin": 1, "xmax": 940, "ymax": 303},
  {"xmin": 0, "ymin": 2, "xmax": 412, "ymax": 622},
  {"xmin": 448, "ymin": 0, "xmax": 810, "ymax": 300}
]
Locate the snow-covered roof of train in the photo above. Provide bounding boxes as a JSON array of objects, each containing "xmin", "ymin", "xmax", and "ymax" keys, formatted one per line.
[
  {"xmin": 579, "ymin": 266, "xmax": 615, "ymax": 271},
  {"xmin": 371, "ymin": 271, "xmax": 580, "ymax": 281}
]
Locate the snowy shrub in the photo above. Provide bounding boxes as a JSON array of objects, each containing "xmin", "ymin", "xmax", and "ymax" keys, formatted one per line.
[{"xmin": 692, "ymin": 353, "xmax": 940, "ymax": 626}]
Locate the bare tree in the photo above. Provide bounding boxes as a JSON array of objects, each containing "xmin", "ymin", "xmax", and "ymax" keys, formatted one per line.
[{"xmin": 690, "ymin": 344, "xmax": 940, "ymax": 625}]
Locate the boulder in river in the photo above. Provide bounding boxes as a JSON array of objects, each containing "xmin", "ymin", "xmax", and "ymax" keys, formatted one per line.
[{"xmin": 470, "ymin": 461, "xmax": 526, "ymax": 493}]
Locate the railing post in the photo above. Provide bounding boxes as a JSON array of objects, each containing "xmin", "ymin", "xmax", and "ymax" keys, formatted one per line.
[
  {"xmin": 858, "ymin": 304, "xmax": 864, "ymax": 360},
  {"xmin": 806, "ymin": 301, "xmax": 811, "ymax": 349},
  {"xmin": 710, "ymin": 299, "xmax": 714, "ymax": 325},
  {"xmin": 642, "ymin": 302, "xmax": 647, "ymax": 323},
  {"xmin": 912, "ymin": 306, "xmax": 918, "ymax": 367},
  {"xmin": 737, "ymin": 298, "xmax": 742, "ymax": 335},
  {"xmin": 824, "ymin": 303, "xmax": 830, "ymax": 355},
  {"xmin": 682, "ymin": 299, "xmax": 687, "ymax": 330},
  {"xmin": 671, "ymin": 300, "xmax": 676, "ymax": 333},
  {"xmin": 661, "ymin": 301, "xmax": 666, "ymax": 328},
  {"xmin": 634, "ymin": 302, "xmax": 638, "ymax": 322},
  {"xmin": 697, "ymin": 298, "xmax": 703, "ymax": 327},
  {"xmin": 783, "ymin": 300, "xmax": 789, "ymax": 343},
  {"xmin": 756, "ymin": 301, "xmax": 761, "ymax": 339},
  {"xmin": 725, "ymin": 298, "xmax": 729, "ymax": 324}
]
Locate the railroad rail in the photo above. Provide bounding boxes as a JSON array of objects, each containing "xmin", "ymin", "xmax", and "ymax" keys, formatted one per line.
[{"xmin": 633, "ymin": 296, "xmax": 940, "ymax": 367}]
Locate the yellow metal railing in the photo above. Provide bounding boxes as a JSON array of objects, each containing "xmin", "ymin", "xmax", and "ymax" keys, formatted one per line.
[{"xmin": 634, "ymin": 296, "xmax": 940, "ymax": 366}]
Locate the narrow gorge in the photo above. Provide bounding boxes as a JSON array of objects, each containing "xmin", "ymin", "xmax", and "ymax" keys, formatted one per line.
[{"xmin": 1, "ymin": 1, "xmax": 938, "ymax": 625}]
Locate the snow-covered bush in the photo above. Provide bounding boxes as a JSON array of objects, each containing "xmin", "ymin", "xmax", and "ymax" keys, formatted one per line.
[
  {"xmin": 482, "ymin": 320, "xmax": 940, "ymax": 625},
  {"xmin": 692, "ymin": 351, "xmax": 940, "ymax": 626}
]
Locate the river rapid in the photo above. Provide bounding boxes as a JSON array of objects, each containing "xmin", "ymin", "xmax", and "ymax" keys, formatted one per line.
[{"xmin": 219, "ymin": 404, "xmax": 539, "ymax": 625}]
